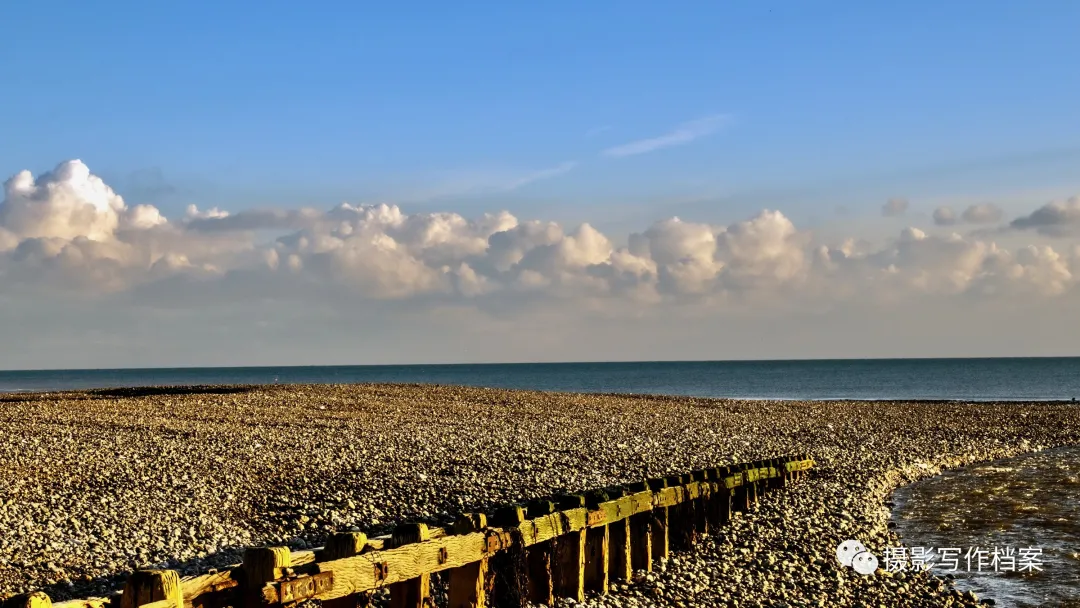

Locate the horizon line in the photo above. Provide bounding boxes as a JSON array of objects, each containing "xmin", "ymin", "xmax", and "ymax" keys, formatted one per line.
[{"xmin": 3, "ymin": 354, "xmax": 1079, "ymax": 374}]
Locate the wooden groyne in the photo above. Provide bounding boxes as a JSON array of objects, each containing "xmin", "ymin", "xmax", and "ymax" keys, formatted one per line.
[{"xmin": 4, "ymin": 455, "xmax": 814, "ymax": 608}]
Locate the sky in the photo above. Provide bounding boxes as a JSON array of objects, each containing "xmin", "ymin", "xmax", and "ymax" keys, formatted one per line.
[{"xmin": 2, "ymin": 1, "xmax": 1080, "ymax": 368}]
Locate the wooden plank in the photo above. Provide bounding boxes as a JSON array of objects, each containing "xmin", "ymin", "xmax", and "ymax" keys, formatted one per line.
[
  {"xmin": 744, "ymin": 464, "xmax": 759, "ymax": 507},
  {"xmin": 322, "ymin": 532, "xmax": 372, "ymax": 608},
  {"xmin": 447, "ymin": 513, "xmax": 491, "ymax": 608},
  {"xmin": 608, "ymin": 517, "xmax": 632, "ymax": 582},
  {"xmin": 489, "ymin": 505, "xmax": 527, "ymax": 606},
  {"xmin": 447, "ymin": 559, "xmax": 488, "ymax": 608},
  {"xmin": 693, "ymin": 486, "xmax": 709, "ymax": 538},
  {"xmin": 317, "ymin": 531, "xmax": 499, "ymax": 599},
  {"xmin": 553, "ymin": 529, "xmax": 585, "ymax": 601},
  {"xmin": 119, "ymin": 570, "xmax": 183, "ymax": 608},
  {"xmin": 243, "ymin": 547, "xmax": 290, "ymax": 592},
  {"xmin": 388, "ymin": 524, "xmax": 432, "ymax": 608},
  {"xmin": 524, "ymin": 501, "xmax": 555, "ymax": 606},
  {"xmin": 664, "ymin": 475, "xmax": 691, "ymax": 552},
  {"xmin": 324, "ymin": 532, "xmax": 368, "ymax": 561},
  {"xmin": 552, "ymin": 494, "xmax": 586, "ymax": 602},
  {"xmin": 646, "ymin": 478, "xmax": 669, "ymax": 562},
  {"xmin": 583, "ymin": 525, "xmax": 609, "ymax": 594},
  {"xmin": 525, "ymin": 541, "xmax": 553, "ymax": 606}
]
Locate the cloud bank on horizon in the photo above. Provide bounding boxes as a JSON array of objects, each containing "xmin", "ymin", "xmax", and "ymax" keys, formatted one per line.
[{"xmin": 2, "ymin": 160, "xmax": 1080, "ymax": 366}]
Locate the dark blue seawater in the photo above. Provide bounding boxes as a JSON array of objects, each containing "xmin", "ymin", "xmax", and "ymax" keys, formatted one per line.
[{"xmin": 2, "ymin": 358, "xmax": 1080, "ymax": 400}]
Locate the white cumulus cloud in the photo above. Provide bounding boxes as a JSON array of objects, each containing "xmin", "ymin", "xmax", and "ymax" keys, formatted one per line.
[{"xmin": 1, "ymin": 160, "xmax": 1078, "ymax": 325}]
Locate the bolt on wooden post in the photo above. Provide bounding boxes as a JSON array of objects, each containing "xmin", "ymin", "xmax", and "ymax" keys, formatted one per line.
[{"xmin": 389, "ymin": 524, "xmax": 432, "ymax": 608}]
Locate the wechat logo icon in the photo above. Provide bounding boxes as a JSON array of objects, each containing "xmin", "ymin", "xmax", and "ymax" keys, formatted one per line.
[{"xmin": 836, "ymin": 539, "xmax": 879, "ymax": 575}]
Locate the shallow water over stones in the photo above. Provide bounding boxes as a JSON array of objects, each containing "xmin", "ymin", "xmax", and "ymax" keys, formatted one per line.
[{"xmin": 892, "ymin": 444, "xmax": 1080, "ymax": 607}]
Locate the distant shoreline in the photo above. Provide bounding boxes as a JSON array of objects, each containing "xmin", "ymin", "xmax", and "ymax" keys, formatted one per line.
[
  {"xmin": 3, "ymin": 356, "xmax": 1080, "ymax": 402},
  {"xmin": 3, "ymin": 381, "xmax": 1080, "ymax": 405}
]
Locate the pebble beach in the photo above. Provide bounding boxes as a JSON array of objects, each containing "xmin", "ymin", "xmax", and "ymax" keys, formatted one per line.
[{"xmin": 1, "ymin": 384, "xmax": 1078, "ymax": 607}]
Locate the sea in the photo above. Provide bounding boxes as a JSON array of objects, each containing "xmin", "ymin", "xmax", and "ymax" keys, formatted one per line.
[
  {"xmin": 892, "ymin": 445, "xmax": 1080, "ymax": 608},
  {"xmin": 3, "ymin": 357, "xmax": 1080, "ymax": 399}
]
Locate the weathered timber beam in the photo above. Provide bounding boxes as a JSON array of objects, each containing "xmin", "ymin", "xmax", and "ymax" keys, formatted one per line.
[{"xmin": 52, "ymin": 457, "xmax": 814, "ymax": 608}]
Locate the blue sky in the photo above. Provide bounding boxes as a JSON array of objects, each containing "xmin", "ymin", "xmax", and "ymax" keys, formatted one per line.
[
  {"xmin": 4, "ymin": 1, "xmax": 1080, "ymax": 232},
  {"xmin": 4, "ymin": 1, "xmax": 1080, "ymax": 366}
]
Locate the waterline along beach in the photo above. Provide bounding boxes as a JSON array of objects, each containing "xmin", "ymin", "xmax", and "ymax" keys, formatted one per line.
[{"xmin": 0, "ymin": 384, "xmax": 1077, "ymax": 607}]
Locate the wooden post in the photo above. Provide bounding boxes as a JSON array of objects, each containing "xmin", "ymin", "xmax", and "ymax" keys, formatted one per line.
[
  {"xmin": 489, "ymin": 505, "xmax": 527, "ymax": 606},
  {"xmin": 665, "ymin": 474, "xmax": 693, "ymax": 551},
  {"xmin": 691, "ymin": 469, "xmax": 710, "ymax": 538},
  {"xmin": 448, "ymin": 514, "xmax": 491, "ymax": 608},
  {"xmin": 389, "ymin": 524, "xmax": 432, "ymax": 608},
  {"xmin": 584, "ymin": 490, "xmax": 610, "ymax": 595},
  {"xmin": 744, "ymin": 463, "xmax": 758, "ymax": 507},
  {"xmin": 553, "ymin": 494, "xmax": 586, "ymax": 602},
  {"xmin": 604, "ymin": 486, "xmax": 632, "ymax": 582},
  {"xmin": 525, "ymin": 500, "xmax": 557, "ymax": 605},
  {"xmin": 627, "ymin": 482, "xmax": 652, "ymax": 573},
  {"xmin": 646, "ymin": 478, "xmax": 669, "ymax": 561},
  {"xmin": 120, "ymin": 570, "xmax": 183, "ymax": 608},
  {"xmin": 325, "ymin": 531, "xmax": 368, "ymax": 559},
  {"xmin": 716, "ymin": 467, "xmax": 732, "ymax": 524},
  {"xmin": 243, "ymin": 547, "xmax": 290, "ymax": 591},
  {"xmin": 5, "ymin": 592, "xmax": 51, "ymax": 608},
  {"xmin": 704, "ymin": 468, "xmax": 722, "ymax": 529},
  {"xmin": 731, "ymin": 465, "xmax": 748, "ymax": 514},
  {"xmin": 323, "ymin": 532, "xmax": 372, "ymax": 608}
]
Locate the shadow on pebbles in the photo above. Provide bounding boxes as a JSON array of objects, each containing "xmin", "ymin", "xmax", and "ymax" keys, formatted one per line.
[{"xmin": 0, "ymin": 384, "xmax": 1077, "ymax": 607}]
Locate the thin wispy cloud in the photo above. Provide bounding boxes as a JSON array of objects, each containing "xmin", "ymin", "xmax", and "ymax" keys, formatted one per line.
[
  {"xmin": 394, "ymin": 161, "xmax": 578, "ymax": 202},
  {"xmin": 505, "ymin": 161, "xmax": 578, "ymax": 190},
  {"xmin": 584, "ymin": 125, "xmax": 613, "ymax": 139},
  {"xmin": 602, "ymin": 114, "xmax": 732, "ymax": 158}
]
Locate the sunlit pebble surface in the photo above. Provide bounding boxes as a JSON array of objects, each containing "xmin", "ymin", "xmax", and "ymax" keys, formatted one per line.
[{"xmin": 0, "ymin": 385, "xmax": 1078, "ymax": 608}]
